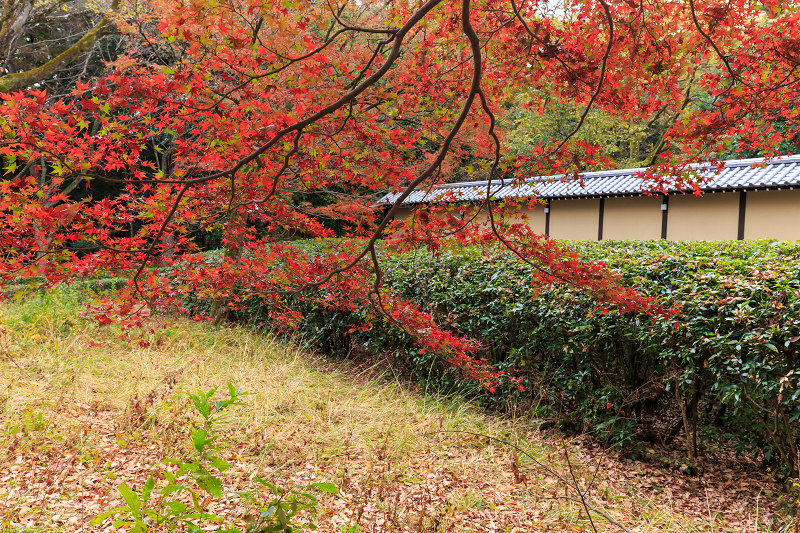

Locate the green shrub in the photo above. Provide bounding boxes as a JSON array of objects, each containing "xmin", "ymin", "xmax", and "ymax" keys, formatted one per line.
[
  {"xmin": 198, "ymin": 240, "xmax": 800, "ymax": 476},
  {"xmin": 377, "ymin": 240, "xmax": 800, "ymax": 474}
]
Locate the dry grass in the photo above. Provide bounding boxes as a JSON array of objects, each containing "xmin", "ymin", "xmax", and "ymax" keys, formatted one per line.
[{"xmin": 0, "ymin": 287, "xmax": 793, "ymax": 532}]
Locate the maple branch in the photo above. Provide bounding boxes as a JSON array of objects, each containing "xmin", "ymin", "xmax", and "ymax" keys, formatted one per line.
[
  {"xmin": 264, "ymin": 128, "xmax": 303, "ymax": 201},
  {"xmin": 465, "ymin": 0, "xmax": 596, "ymax": 291},
  {"xmin": 643, "ymin": 69, "xmax": 696, "ymax": 167},
  {"xmin": 173, "ymin": 1, "xmax": 421, "ymax": 185},
  {"xmin": 509, "ymin": 0, "xmax": 580, "ymax": 84},
  {"xmin": 176, "ymin": 26, "xmax": 351, "ymax": 115},
  {"xmin": 336, "ymin": 0, "xmax": 516, "ymax": 334},
  {"xmin": 549, "ymin": 0, "xmax": 614, "ymax": 157},
  {"xmin": 130, "ymin": 182, "xmax": 190, "ymax": 293},
  {"xmin": 345, "ymin": 39, "xmax": 389, "ymax": 90},
  {"xmin": 325, "ymin": 0, "xmax": 400, "ymax": 35},
  {"xmin": 365, "ymin": 245, "xmax": 408, "ymax": 336},
  {"xmin": 301, "ymin": 0, "xmax": 486, "ymax": 291},
  {"xmin": 123, "ymin": 0, "xmax": 448, "ymax": 294},
  {"xmin": 181, "ymin": 19, "xmax": 399, "ymax": 117},
  {"xmin": 686, "ymin": 0, "xmax": 738, "ymax": 83},
  {"xmin": 132, "ymin": 15, "xmax": 172, "ymax": 66},
  {"xmin": 226, "ymin": 169, "xmax": 237, "ymax": 216},
  {"xmin": 372, "ymin": 0, "xmax": 604, "ymax": 296},
  {"xmin": 411, "ymin": 203, "xmax": 488, "ymax": 240},
  {"xmin": 320, "ymin": 102, "xmax": 355, "ymax": 138},
  {"xmin": 250, "ymin": 17, "xmax": 264, "ymax": 46}
]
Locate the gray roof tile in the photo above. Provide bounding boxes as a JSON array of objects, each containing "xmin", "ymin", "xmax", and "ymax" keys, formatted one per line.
[{"xmin": 379, "ymin": 155, "xmax": 800, "ymax": 206}]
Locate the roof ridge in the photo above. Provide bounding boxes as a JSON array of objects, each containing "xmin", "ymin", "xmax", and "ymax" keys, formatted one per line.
[
  {"xmin": 378, "ymin": 155, "xmax": 800, "ymax": 205},
  {"xmin": 432, "ymin": 155, "xmax": 800, "ymax": 190}
]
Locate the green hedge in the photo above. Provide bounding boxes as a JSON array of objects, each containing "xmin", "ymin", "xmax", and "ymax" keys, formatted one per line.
[
  {"xmin": 3, "ymin": 276, "xmax": 129, "ymax": 297},
  {"xmin": 209, "ymin": 240, "xmax": 800, "ymax": 475}
]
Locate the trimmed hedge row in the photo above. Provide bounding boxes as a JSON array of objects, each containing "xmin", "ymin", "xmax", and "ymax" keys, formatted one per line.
[{"xmin": 224, "ymin": 240, "xmax": 800, "ymax": 475}]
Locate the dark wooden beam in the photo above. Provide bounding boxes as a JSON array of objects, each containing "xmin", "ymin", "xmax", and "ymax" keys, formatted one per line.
[
  {"xmin": 544, "ymin": 200, "xmax": 551, "ymax": 237},
  {"xmin": 738, "ymin": 191, "xmax": 747, "ymax": 240},
  {"xmin": 598, "ymin": 197, "xmax": 605, "ymax": 240}
]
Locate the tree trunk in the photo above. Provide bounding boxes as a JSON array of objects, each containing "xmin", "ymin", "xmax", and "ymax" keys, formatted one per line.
[
  {"xmin": 675, "ymin": 375, "xmax": 696, "ymax": 462},
  {"xmin": 0, "ymin": 0, "xmax": 121, "ymax": 93}
]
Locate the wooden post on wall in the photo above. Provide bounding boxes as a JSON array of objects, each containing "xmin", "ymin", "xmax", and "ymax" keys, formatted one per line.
[
  {"xmin": 598, "ymin": 197, "xmax": 605, "ymax": 240},
  {"xmin": 660, "ymin": 195, "xmax": 669, "ymax": 239},
  {"xmin": 738, "ymin": 191, "xmax": 747, "ymax": 240},
  {"xmin": 544, "ymin": 200, "xmax": 551, "ymax": 237}
]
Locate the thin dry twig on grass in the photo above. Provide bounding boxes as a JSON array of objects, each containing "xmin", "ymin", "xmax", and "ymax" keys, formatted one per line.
[
  {"xmin": 0, "ymin": 322, "xmax": 23, "ymax": 371},
  {"xmin": 437, "ymin": 429, "xmax": 635, "ymax": 533}
]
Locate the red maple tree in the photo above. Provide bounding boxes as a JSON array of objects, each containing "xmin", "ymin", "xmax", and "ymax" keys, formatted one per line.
[{"xmin": 1, "ymin": 0, "xmax": 798, "ymax": 386}]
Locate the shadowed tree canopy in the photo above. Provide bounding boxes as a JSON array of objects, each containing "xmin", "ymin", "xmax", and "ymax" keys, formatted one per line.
[{"xmin": 0, "ymin": 0, "xmax": 121, "ymax": 93}]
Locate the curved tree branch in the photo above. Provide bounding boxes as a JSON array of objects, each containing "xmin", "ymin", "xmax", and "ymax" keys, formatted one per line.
[{"xmin": 0, "ymin": 0, "xmax": 121, "ymax": 93}]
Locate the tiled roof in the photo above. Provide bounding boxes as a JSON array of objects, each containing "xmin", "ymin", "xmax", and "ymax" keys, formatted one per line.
[{"xmin": 379, "ymin": 155, "xmax": 800, "ymax": 206}]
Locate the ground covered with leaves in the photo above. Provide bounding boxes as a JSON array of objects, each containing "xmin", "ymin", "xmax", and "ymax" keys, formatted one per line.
[{"xmin": 0, "ymin": 288, "xmax": 795, "ymax": 532}]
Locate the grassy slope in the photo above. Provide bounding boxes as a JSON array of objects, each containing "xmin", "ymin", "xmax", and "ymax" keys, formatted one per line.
[{"xmin": 0, "ymin": 288, "xmax": 791, "ymax": 532}]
